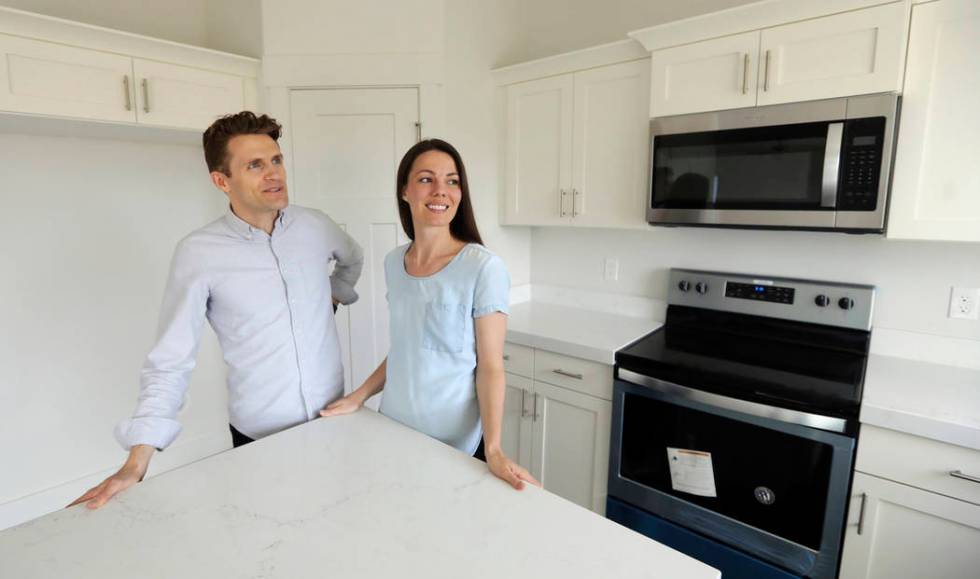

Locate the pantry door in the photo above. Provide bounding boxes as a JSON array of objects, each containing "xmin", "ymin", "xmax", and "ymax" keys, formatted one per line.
[{"xmin": 289, "ymin": 88, "xmax": 419, "ymax": 409}]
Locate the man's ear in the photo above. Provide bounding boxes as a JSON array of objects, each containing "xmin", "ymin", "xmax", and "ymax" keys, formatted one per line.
[{"xmin": 210, "ymin": 170, "xmax": 231, "ymax": 193}]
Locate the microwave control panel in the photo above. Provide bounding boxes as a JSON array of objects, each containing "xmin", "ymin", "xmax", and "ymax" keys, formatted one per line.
[{"xmin": 838, "ymin": 117, "xmax": 886, "ymax": 211}]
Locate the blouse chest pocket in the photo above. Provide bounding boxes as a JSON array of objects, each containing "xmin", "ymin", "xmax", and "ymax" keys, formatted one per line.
[{"xmin": 422, "ymin": 302, "xmax": 466, "ymax": 353}]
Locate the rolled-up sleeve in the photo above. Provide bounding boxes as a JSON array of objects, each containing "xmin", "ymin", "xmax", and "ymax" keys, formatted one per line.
[
  {"xmin": 114, "ymin": 241, "xmax": 208, "ymax": 451},
  {"xmin": 326, "ymin": 218, "xmax": 364, "ymax": 305},
  {"xmin": 473, "ymin": 255, "xmax": 510, "ymax": 318}
]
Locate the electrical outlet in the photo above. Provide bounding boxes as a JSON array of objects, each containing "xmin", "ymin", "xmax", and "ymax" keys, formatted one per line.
[
  {"xmin": 603, "ymin": 258, "xmax": 619, "ymax": 282},
  {"xmin": 948, "ymin": 287, "xmax": 979, "ymax": 320}
]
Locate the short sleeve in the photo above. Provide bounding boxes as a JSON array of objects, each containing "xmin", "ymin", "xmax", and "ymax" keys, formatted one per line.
[{"xmin": 472, "ymin": 254, "xmax": 510, "ymax": 318}]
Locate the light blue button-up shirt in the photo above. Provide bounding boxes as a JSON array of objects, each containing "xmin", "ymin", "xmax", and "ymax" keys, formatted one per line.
[
  {"xmin": 380, "ymin": 243, "xmax": 510, "ymax": 454},
  {"xmin": 115, "ymin": 205, "xmax": 363, "ymax": 450}
]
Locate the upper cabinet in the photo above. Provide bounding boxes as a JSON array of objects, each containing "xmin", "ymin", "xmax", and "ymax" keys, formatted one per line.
[
  {"xmin": 886, "ymin": 0, "xmax": 980, "ymax": 242},
  {"xmin": 647, "ymin": 2, "xmax": 906, "ymax": 117},
  {"xmin": 501, "ymin": 54, "xmax": 650, "ymax": 228},
  {"xmin": 0, "ymin": 8, "xmax": 258, "ymax": 133}
]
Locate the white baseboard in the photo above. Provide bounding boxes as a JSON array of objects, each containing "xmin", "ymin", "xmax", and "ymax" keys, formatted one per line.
[{"xmin": 0, "ymin": 430, "xmax": 230, "ymax": 531}]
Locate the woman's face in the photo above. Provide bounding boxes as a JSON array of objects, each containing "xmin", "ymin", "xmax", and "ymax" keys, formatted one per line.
[{"xmin": 401, "ymin": 150, "xmax": 463, "ymax": 232}]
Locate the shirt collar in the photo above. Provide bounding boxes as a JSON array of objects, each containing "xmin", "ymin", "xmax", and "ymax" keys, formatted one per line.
[{"xmin": 223, "ymin": 206, "xmax": 290, "ymax": 240}]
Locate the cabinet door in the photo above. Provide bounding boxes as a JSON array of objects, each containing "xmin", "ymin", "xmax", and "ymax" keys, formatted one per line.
[
  {"xmin": 571, "ymin": 60, "xmax": 650, "ymax": 228},
  {"xmin": 839, "ymin": 472, "xmax": 980, "ymax": 579},
  {"xmin": 530, "ymin": 381, "xmax": 611, "ymax": 514},
  {"xmin": 504, "ymin": 74, "xmax": 574, "ymax": 225},
  {"xmin": 501, "ymin": 373, "xmax": 533, "ymax": 469},
  {"xmin": 0, "ymin": 33, "xmax": 135, "ymax": 122},
  {"xmin": 133, "ymin": 59, "xmax": 245, "ymax": 131},
  {"xmin": 887, "ymin": 0, "xmax": 980, "ymax": 242},
  {"xmin": 649, "ymin": 31, "xmax": 759, "ymax": 117},
  {"xmin": 757, "ymin": 3, "xmax": 905, "ymax": 106}
]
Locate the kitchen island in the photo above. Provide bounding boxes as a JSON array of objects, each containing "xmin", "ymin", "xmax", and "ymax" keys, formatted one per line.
[{"xmin": 0, "ymin": 410, "xmax": 719, "ymax": 578}]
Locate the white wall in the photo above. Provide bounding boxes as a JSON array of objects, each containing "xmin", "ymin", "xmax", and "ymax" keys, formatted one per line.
[{"xmin": 0, "ymin": 134, "xmax": 232, "ymax": 529}]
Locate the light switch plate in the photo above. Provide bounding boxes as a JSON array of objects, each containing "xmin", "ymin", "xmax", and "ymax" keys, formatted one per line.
[
  {"xmin": 603, "ymin": 258, "xmax": 619, "ymax": 282},
  {"xmin": 949, "ymin": 287, "xmax": 979, "ymax": 320}
]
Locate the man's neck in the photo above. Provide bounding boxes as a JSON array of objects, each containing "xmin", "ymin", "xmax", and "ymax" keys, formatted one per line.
[{"xmin": 231, "ymin": 205, "xmax": 279, "ymax": 235}]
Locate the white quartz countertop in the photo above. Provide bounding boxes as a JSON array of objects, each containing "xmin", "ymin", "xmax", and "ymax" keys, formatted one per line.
[
  {"xmin": 861, "ymin": 354, "xmax": 980, "ymax": 450},
  {"xmin": 507, "ymin": 301, "xmax": 662, "ymax": 364},
  {"xmin": 0, "ymin": 410, "xmax": 719, "ymax": 579}
]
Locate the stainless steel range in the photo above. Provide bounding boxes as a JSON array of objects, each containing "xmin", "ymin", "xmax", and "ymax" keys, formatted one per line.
[{"xmin": 607, "ymin": 268, "xmax": 875, "ymax": 579}]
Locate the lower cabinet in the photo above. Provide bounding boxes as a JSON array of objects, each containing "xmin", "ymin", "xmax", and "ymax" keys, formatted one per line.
[
  {"xmin": 502, "ymin": 346, "xmax": 612, "ymax": 515},
  {"xmin": 839, "ymin": 471, "xmax": 980, "ymax": 579}
]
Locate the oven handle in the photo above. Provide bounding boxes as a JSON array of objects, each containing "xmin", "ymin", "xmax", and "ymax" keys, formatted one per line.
[
  {"xmin": 821, "ymin": 122, "xmax": 844, "ymax": 208},
  {"xmin": 617, "ymin": 369, "xmax": 848, "ymax": 433}
]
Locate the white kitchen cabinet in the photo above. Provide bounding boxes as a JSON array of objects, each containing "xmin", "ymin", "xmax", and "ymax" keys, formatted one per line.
[
  {"xmin": 887, "ymin": 0, "xmax": 980, "ymax": 242},
  {"xmin": 133, "ymin": 59, "xmax": 247, "ymax": 131},
  {"xmin": 0, "ymin": 33, "xmax": 136, "ymax": 122},
  {"xmin": 503, "ymin": 59, "xmax": 649, "ymax": 228},
  {"xmin": 646, "ymin": 2, "xmax": 905, "ymax": 116},
  {"xmin": 499, "ymin": 342, "xmax": 613, "ymax": 514},
  {"xmin": 757, "ymin": 3, "xmax": 906, "ymax": 106},
  {"xmin": 649, "ymin": 31, "xmax": 759, "ymax": 117},
  {"xmin": 530, "ymin": 380, "xmax": 612, "ymax": 515},
  {"xmin": 839, "ymin": 471, "xmax": 980, "ymax": 579}
]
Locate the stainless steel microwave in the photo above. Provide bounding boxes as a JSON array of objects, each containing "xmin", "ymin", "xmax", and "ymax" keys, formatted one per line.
[{"xmin": 648, "ymin": 93, "xmax": 900, "ymax": 232}]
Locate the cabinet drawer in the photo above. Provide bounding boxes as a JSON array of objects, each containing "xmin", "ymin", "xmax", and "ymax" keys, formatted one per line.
[
  {"xmin": 856, "ymin": 425, "xmax": 980, "ymax": 506},
  {"xmin": 533, "ymin": 349, "xmax": 613, "ymax": 400},
  {"xmin": 503, "ymin": 342, "xmax": 533, "ymax": 378}
]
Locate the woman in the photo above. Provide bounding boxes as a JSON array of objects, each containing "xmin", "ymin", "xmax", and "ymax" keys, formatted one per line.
[{"xmin": 321, "ymin": 139, "xmax": 539, "ymax": 490}]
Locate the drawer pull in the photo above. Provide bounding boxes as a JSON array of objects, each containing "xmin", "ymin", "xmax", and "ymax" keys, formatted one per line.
[
  {"xmin": 553, "ymin": 368, "xmax": 583, "ymax": 380},
  {"xmin": 950, "ymin": 470, "xmax": 980, "ymax": 484},
  {"xmin": 503, "ymin": 354, "xmax": 510, "ymax": 361},
  {"xmin": 520, "ymin": 389, "xmax": 528, "ymax": 418}
]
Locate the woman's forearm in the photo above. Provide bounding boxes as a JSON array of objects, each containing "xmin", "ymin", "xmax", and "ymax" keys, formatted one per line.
[
  {"xmin": 476, "ymin": 364, "xmax": 506, "ymax": 455},
  {"xmin": 351, "ymin": 358, "xmax": 387, "ymax": 404}
]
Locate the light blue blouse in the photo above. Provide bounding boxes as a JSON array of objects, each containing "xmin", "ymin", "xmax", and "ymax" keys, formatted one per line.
[{"xmin": 380, "ymin": 243, "xmax": 510, "ymax": 454}]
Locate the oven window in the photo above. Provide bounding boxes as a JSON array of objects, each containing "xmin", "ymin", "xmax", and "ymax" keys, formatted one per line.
[
  {"xmin": 619, "ymin": 392, "xmax": 833, "ymax": 550},
  {"xmin": 652, "ymin": 121, "xmax": 832, "ymax": 210}
]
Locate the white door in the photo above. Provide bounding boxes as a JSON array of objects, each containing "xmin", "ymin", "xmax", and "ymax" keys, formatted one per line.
[
  {"xmin": 839, "ymin": 472, "xmax": 980, "ymax": 579},
  {"xmin": 501, "ymin": 372, "xmax": 533, "ymax": 469},
  {"xmin": 887, "ymin": 0, "xmax": 980, "ymax": 242},
  {"xmin": 571, "ymin": 60, "xmax": 650, "ymax": 228},
  {"xmin": 530, "ymin": 381, "xmax": 612, "ymax": 514},
  {"xmin": 757, "ymin": 3, "xmax": 905, "ymax": 106},
  {"xmin": 649, "ymin": 31, "xmax": 760, "ymax": 117},
  {"xmin": 289, "ymin": 88, "xmax": 418, "ymax": 409},
  {"xmin": 133, "ymin": 59, "xmax": 246, "ymax": 130},
  {"xmin": 504, "ymin": 74, "xmax": 574, "ymax": 225},
  {"xmin": 0, "ymin": 33, "xmax": 135, "ymax": 122}
]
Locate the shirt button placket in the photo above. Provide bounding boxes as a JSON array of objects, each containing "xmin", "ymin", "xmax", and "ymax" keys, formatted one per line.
[{"xmin": 271, "ymin": 237, "xmax": 311, "ymax": 418}]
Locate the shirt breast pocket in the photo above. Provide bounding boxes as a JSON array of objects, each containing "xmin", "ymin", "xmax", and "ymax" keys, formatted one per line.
[{"xmin": 422, "ymin": 302, "xmax": 466, "ymax": 353}]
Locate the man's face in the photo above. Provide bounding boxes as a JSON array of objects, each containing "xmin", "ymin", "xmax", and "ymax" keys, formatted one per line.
[{"xmin": 211, "ymin": 134, "xmax": 288, "ymax": 218}]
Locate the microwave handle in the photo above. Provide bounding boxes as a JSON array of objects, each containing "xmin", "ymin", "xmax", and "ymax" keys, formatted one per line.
[{"xmin": 821, "ymin": 122, "xmax": 844, "ymax": 208}]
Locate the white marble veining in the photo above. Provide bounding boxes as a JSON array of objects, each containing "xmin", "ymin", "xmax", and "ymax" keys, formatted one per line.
[
  {"xmin": 861, "ymin": 354, "xmax": 980, "ymax": 450},
  {"xmin": 507, "ymin": 301, "xmax": 662, "ymax": 365},
  {"xmin": 0, "ymin": 410, "xmax": 719, "ymax": 579}
]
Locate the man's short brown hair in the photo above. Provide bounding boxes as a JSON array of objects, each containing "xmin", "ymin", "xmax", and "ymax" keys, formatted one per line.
[{"xmin": 203, "ymin": 111, "xmax": 282, "ymax": 175}]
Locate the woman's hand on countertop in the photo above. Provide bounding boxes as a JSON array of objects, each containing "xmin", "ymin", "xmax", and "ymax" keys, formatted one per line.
[
  {"xmin": 485, "ymin": 448, "xmax": 541, "ymax": 491},
  {"xmin": 319, "ymin": 393, "xmax": 364, "ymax": 418}
]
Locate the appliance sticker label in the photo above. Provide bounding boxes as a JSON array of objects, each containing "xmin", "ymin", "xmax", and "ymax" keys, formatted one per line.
[{"xmin": 666, "ymin": 447, "xmax": 717, "ymax": 498}]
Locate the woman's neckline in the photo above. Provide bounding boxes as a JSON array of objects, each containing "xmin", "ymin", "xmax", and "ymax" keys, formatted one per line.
[{"xmin": 401, "ymin": 241, "xmax": 472, "ymax": 280}]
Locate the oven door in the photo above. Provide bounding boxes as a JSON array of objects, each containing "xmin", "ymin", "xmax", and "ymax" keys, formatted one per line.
[{"xmin": 608, "ymin": 374, "xmax": 855, "ymax": 579}]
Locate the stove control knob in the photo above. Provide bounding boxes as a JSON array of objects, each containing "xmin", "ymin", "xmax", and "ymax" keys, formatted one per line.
[
  {"xmin": 814, "ymin": 294, "xmax": 830, "ymax": 308},
  {"xmin": 678, "ymin": 280, "xmax": 691, "ymax": 292},
  {"xmin": 695, "ymin": 282, "xmax": 709, "ymax": 295},
  {"xmin": 839, "ymin": 297, "xmax": 855, "ymax": 310}
]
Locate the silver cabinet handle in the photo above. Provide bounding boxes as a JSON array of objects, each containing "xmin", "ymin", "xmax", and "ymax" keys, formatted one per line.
[
  {"xmin": 123, "ymin": 76, "xmax": 132, "ymax": 111},
  {"xmin": 856, "ymin": 492, "xmax": 867, "ymax": 535},
  {"xmin": 141, "ymin": 78, "xmax": 150, "ymax": 113},
  {"xmin": 503, "ymin": 354, "xmax": 510, "ymax": 361},
  {"xmin": 532, "ymin": 392, "xmax": 540, "ymax": 420},
  {"xmin": 520, "ymin": 389, "xmax": 528, "ymax": 418},
  {"xmin": 950, "ymin": 470, "xmax": 980, "ymax": 484},
  {"xmin": 571, "ymin": 188, "xmax": 579, "ymax": 217},
  {"xmin": 415, "ymin": 121, "xmax": 422, "ymax": 142},
  {"xmin": 741, "ymin": 53, "xmax": 749, "ymax": 95},
  {"xmin": 763, "ymin": 49, "xmax": 771, "ymax": 92},
  {"xmin": 553, "ymin": 368, "xmax": 583, "ymax": 380},
  {"xmin": 559, "ymin": 189, "xmax": 567, "ymax": 217}
]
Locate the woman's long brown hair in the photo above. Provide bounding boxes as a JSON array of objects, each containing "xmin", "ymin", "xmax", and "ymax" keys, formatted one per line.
[{"xmin": 395, "ymin": 139, "xmax": 484, "ymax": 246}]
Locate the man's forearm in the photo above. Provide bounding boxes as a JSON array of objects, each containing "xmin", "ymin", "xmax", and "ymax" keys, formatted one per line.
[{"xmin": 123, "ymin": 444, "xmax": 156, "ymax": 479}]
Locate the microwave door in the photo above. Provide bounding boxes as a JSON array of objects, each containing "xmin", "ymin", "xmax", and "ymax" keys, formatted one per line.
[{"xmin": 820, "ymin": 122, "xmax": 844, "ymax": 208}]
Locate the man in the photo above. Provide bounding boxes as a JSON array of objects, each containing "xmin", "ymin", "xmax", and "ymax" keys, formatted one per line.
[{"xmin": 70, "ymin": 112, "xmax": 363, "ymax": 509}]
